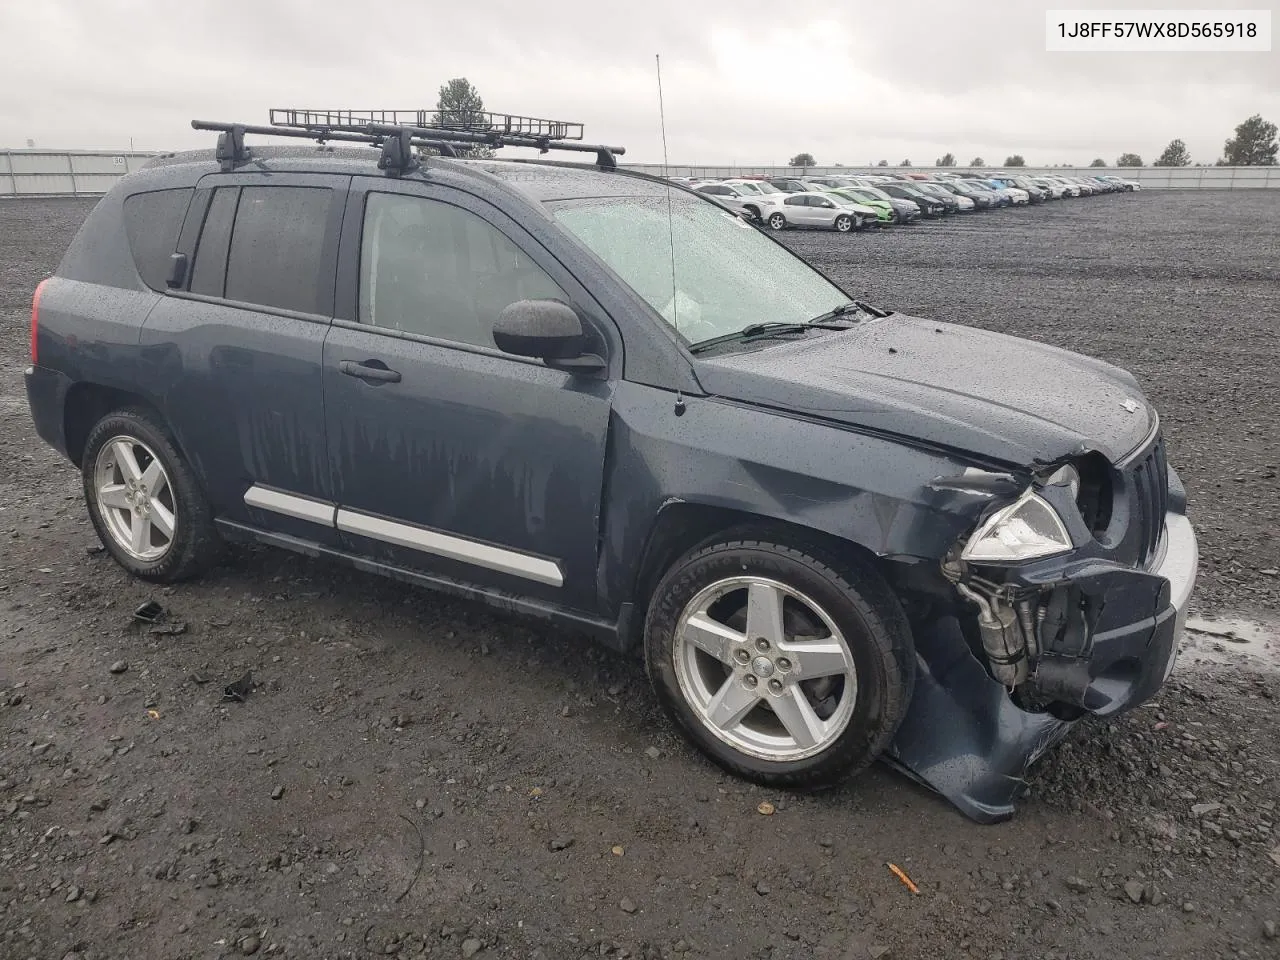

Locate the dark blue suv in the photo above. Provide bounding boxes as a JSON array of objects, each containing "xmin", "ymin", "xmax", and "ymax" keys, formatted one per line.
[{"xmin": 24, "ymin": 122, "xmax": 1198, "ymax": 821}]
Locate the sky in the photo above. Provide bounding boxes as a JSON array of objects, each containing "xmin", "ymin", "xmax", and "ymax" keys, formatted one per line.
[{"xmin": 1, "ymin": 0, "xmax": 1276, "ymax": 166}]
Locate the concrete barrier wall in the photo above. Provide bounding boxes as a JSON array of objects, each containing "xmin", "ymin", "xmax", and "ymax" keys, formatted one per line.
[
  {"xmin": 3, "ymin": 149, "xmax": 1278, "ymax": 196},
  {"xmin": 1, "ymin": 150, "xmax": 156, "ymax": 198}
]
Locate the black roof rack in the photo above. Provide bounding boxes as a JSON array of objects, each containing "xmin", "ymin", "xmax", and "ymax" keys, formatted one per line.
[
  {"xmin": 191, "ymin": 116, "xmax": 625, "ymax": 175},
  {"xmin": 270, "ymin": 108, "xmax": 585, "ymax": 141}
]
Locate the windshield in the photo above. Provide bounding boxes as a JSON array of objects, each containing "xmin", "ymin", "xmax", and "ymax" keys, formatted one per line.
[
  {"xmin": 729, "ymin": 182, "xmax": 762, "ymax": 194},
  {"xmin": 551, "ymin": 193, "xmax": 851, "ymax": 345}
]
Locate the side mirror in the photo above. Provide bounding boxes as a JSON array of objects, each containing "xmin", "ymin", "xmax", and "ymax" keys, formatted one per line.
[{"xmin": 493, "ymin": 300, "xmax": 605, "ymax": 374}]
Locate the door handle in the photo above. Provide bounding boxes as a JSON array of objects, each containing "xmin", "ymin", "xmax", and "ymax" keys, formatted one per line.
[{"xmin": 339, "ymin": 360, "xmax": 402, "ymax": 384}]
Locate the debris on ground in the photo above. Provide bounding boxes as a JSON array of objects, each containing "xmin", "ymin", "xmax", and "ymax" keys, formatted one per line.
[{"xmin": 221, "ymin": 671, "xmax": 254, "ymax": 703}]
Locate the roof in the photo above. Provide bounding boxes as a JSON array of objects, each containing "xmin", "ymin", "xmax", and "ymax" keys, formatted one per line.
[{"xmin": 140, "ymin": 145, "xmax": 670, "ymax": 203}]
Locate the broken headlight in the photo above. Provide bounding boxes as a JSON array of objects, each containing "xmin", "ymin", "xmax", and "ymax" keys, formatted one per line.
[{"xmin": 961, "ymin": 489, "xmax": 1073, "ymax": 562}]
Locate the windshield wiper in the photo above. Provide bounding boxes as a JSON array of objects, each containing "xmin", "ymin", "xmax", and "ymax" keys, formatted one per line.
[
  {"xmin": 687, "ymin": 303, "xmax": 875, "ymax": 355},
  {"xmin": 688, "ymin": 321, "xmax": 815, "ymax": 353},
  {"xmin": 807, "ymin": 300, "xmax": 882, "ymax": 325}
]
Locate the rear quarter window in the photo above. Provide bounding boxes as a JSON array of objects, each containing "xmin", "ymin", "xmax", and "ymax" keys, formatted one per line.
[{"xmin": 122, "ymin": 188, "xmax": 194, "ymax": 291}]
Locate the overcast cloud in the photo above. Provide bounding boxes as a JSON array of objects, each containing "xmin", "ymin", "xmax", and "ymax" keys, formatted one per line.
[{"xmin": 1, "ymin": 0, "xmax": 1276, "ymax": 165}]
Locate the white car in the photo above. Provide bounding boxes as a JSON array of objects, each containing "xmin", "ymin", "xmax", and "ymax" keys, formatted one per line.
[
  {"xmin": 766, "ymin": 192, "xmax": 872, "ymax": 232},
  {"xmin": 692, "ymin": 182, "xmax": 785, "ymax": 223},
  {"xmin": 1031, "ymin": 178, "xmax": 1068, "ymax": 199},
  {"xmin": 1004, "ymin": 186, "xmax": 1030, "ymax": 205},
  {"xmin": 1043, "ymin": 176, "xmax": 1081, "ymax": 197}
]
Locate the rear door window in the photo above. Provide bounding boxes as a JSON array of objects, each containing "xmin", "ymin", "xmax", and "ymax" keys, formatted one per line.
[
  {"xmin": 123, "ymin": 188, "xmax": 194, "ymax": 291},
  {"xmin": 223, "ymin": 186, "xmax": 334, "ymax": 314},
  {"xmin": 189, "ymin": 187, "xmax": 238, "ymax": 297}
]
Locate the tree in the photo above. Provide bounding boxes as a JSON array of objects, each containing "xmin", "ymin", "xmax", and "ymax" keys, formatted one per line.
[
  {"xmin": 901, "ymin": 159, "xmax": 912, "ymax": 167},
  {"xmin": 1153, "ymin": 138, "xmax": 1192, "ymax": 166},
  {"xmin": 1116, "ymin": 153, "xmax": 1144, "ymax": 167},
  {"xmin": 877, "ymin": 159, "xmax": 889, "ymax": 167},
  {"xmin": 936, "ymin": 152, "xmax": 956, "ymax": 167},
  {"xmin": 1004, "ymin": 155, "xmax": 1026, "ymax": 167},
  {"xmin": 1221, "ymin": 114, "xmax": 1278, "ymax": 165},
  {"xmin": 1089, "ymin": 158, "xmax": 1107, "ymax": 167},
  {"xmin": 788, "ymin": 153, "xmax": 816, "ymax": 167},
  {"xmin": 436, "ymin": 78, "xmax": 494, "ymax": 159},
  {"xmin": 969, "ymin": 156, "xmax": 984, "ymax": 167}
]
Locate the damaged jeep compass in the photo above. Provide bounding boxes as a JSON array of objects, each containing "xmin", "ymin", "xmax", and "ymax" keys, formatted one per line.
[{"xmin": 24, "ymin": 115, "xmax": 1197, "ymax": 821}]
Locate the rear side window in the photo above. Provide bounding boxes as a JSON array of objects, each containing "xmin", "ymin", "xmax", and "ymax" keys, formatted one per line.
[
  {"xmin": 224, "ymin": 186, "xmax": 332, "ymax": 314},
  {"xmin": 123, "ymin": 188, "xmax": 193, "ymax": 291}
]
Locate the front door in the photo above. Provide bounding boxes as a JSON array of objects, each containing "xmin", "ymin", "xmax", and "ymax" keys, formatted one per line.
[{"xmin": 321, "ymin": 178, "xmax": 615, "ymax": 612}]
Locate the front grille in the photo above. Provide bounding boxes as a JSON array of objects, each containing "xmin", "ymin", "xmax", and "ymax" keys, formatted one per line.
[{"xmin": 1127, "ymin": 434, "xmax": 1169, "ymax": 568}]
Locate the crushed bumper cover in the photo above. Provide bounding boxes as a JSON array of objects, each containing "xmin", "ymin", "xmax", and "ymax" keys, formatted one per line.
[{"xmin": 885, "ymin": 511, "xmax": 1198, "ymax": 823}]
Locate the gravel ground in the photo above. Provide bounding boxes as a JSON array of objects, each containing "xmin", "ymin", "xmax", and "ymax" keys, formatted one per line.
[{"xmin": 2, "ymin": 194, "xmax": 1278, "ymax": 960}]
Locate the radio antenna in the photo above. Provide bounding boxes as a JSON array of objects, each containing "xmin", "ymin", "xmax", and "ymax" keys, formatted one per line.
[{"xmin": 656, "ymin": 53, "xmax": 679, "ymax": 335}]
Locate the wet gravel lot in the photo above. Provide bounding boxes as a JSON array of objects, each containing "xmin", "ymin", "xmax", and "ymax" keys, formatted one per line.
[{"xmin": 2, "ymin": 194, "xmax": 1278, "ymax": 960}]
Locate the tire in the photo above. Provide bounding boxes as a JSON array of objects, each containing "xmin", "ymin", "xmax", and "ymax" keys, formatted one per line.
[
  {"xmin": 834, "ymin": 215, "xmax": 853, "ymax": 233},
  {"xmin": 644, "ymin": 533, "xmax": 915, "ymax": 788},
  {"xmin": 82, "ymin": 408, "xmax": 221, "ymax": 583},
  {"xmin": 743, "ymin": 205, "xmax": 761, "ymax": 222},
  {"xmin": 767, "ymin": 213, "xmax": 787, "ymax": 231}
]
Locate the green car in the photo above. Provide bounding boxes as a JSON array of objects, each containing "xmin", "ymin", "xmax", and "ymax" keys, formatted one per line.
[{"xmin": 826, "ymin": 187, "xmax": 894, "ymax": 225}]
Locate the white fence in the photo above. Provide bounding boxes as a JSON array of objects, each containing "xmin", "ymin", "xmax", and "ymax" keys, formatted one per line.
[
  {"xmin": 620, "ymin": 163, "xmax": 1280, "ymax": 189},
  {"xmin": 2, "ymin": 149, "xmax": 1278, "ymax": 196},
  {"xmin": 0, "ymin": 150, "xmax": 156, "ymax": 198}
]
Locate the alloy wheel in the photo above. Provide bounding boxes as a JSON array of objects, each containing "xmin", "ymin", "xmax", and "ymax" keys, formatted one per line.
[
  {"xmin": 672, "ymin": 576, "xmax": 858, "ymax": 761},
  {"xmin": 93, "ymin": 436, "xmax": 176, "ymax": 561}
]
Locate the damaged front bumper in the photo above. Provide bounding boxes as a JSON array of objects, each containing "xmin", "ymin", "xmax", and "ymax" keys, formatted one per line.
[{"xmin": 886, "ymin": 509, "xmax": 1198, "ymax": 823}]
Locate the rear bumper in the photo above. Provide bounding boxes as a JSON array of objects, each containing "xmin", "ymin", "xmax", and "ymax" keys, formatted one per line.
[{"xmin": 24, "ymin": 364, "xmax": 72, "ymax": 459}]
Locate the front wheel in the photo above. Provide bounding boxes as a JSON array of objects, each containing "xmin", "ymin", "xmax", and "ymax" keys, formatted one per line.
[
  {"xmin": 834, "ymin": 215, "xmax": 853, "ymax": 233},
  {"xmin": 644, "ymin": 534, "xmax": 915, "ymax": 787},
  {"xmin": 767, "ymin": 212, "xmax": 787, "ymax": 230}
]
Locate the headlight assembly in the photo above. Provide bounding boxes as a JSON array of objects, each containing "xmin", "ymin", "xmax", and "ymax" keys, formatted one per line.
[{"xmin": 961, "ymin": 490, "xmax": 1073, "ymax": 562}]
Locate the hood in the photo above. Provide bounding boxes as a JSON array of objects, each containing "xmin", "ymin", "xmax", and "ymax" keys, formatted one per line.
[
  {"xmin": 695, "ymin": 313, "xmax": 1155, "ymax": 467},
  {"xmin": 889, "ymin": 199, "xmax": 920, "ymax": 212}
]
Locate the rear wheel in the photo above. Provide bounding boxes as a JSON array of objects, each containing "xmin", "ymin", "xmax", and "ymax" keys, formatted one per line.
[
  {"xmin": 743, "ymin": 205, "xmax": 762, "ymax": 222},
  {"xmin": 82, "ymin": 409, "xmax": 221, "ymax": 582},
  {"xmin": 644, "ymin": 534, "xmax": 914, "ymax": 787},
  {"xmin": 767, "ymin": 212, "xmax": 787, "ymax": 230},
  {"xmin": 834, "ymin": 215, "xmax": 853, "ymax": 233}
]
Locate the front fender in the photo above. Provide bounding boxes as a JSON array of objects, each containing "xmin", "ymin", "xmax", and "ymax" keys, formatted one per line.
[{"xmin": 599, "ymin": 383, "xmax": 1012, "ymax": 616}]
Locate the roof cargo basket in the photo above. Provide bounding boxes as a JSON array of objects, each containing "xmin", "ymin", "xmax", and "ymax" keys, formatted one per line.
[
  {"xmin": 191, "ymin": 111, "xmax": 625, "ymax": 175},
  {"xmin": 269, "ymin": 108, "xmax": 585, "ymax": 141}
]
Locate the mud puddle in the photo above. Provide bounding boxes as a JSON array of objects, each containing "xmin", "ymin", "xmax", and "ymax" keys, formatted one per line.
[{"xmin": 1178, "ymin": 613, "xmax": 1280, "ymax": 672}]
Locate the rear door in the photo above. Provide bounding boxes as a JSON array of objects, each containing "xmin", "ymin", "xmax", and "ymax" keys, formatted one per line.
[
  {"xmin": 139, "ymin": 173, "xmax": 347, "ymax": 544},
  {"xmin": 321, "ymin": 177, "xmax": 616, "ymax": 612},
  {"xmin": 783, "ymin": 195, "xmax": 810, "ymax": 224}
]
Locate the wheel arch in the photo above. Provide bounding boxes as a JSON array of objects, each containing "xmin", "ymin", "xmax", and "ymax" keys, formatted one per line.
[
  {"xmin": 623, "ymin": 500, "xmax": 894, "ymax": 649},
  {"xmin": 63, "ymin": 382, "xmax": 167, "ymax": 468}
]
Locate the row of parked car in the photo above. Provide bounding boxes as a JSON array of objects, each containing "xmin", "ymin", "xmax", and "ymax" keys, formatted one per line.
[{"xmin": 673, "ymin": 171, "xmax": 1142, "ymax": 232}]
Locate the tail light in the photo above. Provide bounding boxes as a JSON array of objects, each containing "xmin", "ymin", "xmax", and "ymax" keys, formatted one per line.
[{"xmin": 31, "ymin": 278, "xmax": 48, "ymax": 364}]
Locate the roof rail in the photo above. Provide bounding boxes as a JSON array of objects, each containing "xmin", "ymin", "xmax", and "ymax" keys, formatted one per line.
[{"xmin": 191, "ymin": 117, "xmax": 626, "ymax": 173}]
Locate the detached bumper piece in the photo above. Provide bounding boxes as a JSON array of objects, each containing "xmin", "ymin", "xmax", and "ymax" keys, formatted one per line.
[{"xmin": 888, "ymin": 511, "xmax": 1197, "ymax": 823}]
